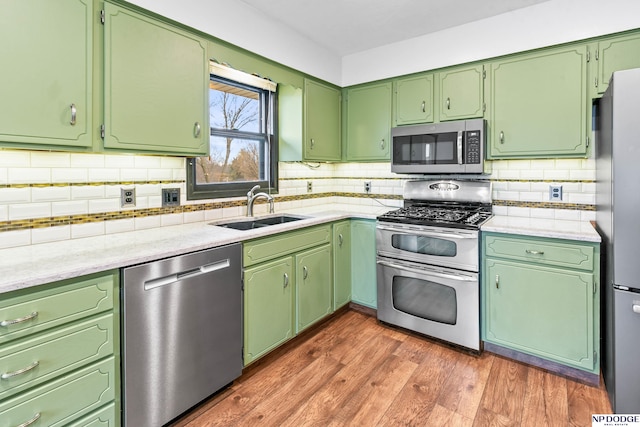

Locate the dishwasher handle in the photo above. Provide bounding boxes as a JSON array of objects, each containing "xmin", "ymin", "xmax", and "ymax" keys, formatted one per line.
[{"xmin": 144, "ymin": 259, "xmax": 231, "ymax": 291}]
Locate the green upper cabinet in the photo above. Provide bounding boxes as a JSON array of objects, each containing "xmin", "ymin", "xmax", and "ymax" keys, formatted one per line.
[
  {"xmin": 487, "ymin": 45, "xmax": 589, "ymax": 159},
  {"xmin": 103, "ymin": 2, "xmax": 208, "ymax": 155},
  {"xmin": 0, "ymin": 0, "xmax": 93, "ymax": 149},
  {"xmin": 304, "ymin": 79, "xmax": 341, "ymax": 161},
  {"xmin": 594, "ymin": 32, "xmax": 640, "ymax": 95},
  {"xmin": 345, "ymin": 82, "xmax": 392, "ymax": 161},
  {"xmin": 438, "ymin": 65, "xmax": 485, "ymax": 121},
  {"xmin": 278, "ymin": 84, "xmax": 303, "ymax": 161},
  {"xmin": 394, "ymin": 74, "xmax": 434, "ymax": 125}
]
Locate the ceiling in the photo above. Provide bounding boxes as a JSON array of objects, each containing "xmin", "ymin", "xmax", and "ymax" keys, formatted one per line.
[{"xmin": 238, "ymin": 0, "xmax": 551, "ymax": 56}]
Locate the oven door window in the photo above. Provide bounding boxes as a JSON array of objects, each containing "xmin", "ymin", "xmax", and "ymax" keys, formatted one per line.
[
  {"xmin": 393, "ymin": 133, "xmax": 459, "ymax": 165},
  {"xmin": 391, "ymin": 234, "xmax": 457, "ymax": 257},
  {"xmin": 392, "ymin": 276, "xmax": 457, "ymax": 325}
]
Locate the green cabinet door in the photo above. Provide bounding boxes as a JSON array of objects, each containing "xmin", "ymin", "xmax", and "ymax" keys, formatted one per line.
[
  {"xmin": 438, "ymin": 65, "xmax": 484, "ymax": 121},
  {"xmin": 346, "ymin": 82, "xmax": 392, "ymax": 161},
  {"xmin": 394, "ymin": 74, "xmax": 434, "ymax": 125},
  {"xmin": 483, "ymin": 259, "xmax": 595, "ymax": 371},
  {"xmin": 350, "ymin": 219, "xmax": 377, "ymax": 308},
  {"xmin": 243, "ymin": 257, "xmax": 294, "ymax": 365},
  {"xmin": 296, "ymin": 245, "xmax": 333, "ymax": 333},
  {"xmin": 0, "ymin": 0, "xmax": 93, "ymax": 149},
  {"xmin": 333, "ymin": 221, "xmax": 352, "ymax": 310},
  {"xmin": 488, "ymin": 45, "xmax": 589, "ymax": 158},
  {"xmin": 595, "ymin": 32, "xmax": 640, "ymax": 94},
  {"xmin": 103, "ymin": 3, "xmax": 208, "ymax": 155},
  {"xmin": 304, "ymin": 79, "xmax": 341, "ymax": 161}
]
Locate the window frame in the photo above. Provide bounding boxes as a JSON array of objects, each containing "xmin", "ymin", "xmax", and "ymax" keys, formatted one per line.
[{"xmin": 186, "ymin": 75, "xmax": 278, "ymax": 200}]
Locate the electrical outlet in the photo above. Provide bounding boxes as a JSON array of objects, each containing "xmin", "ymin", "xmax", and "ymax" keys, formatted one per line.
[
  {"xmin": 549, "ymin": 185, "xmax": 563, "ymax": 201},
  {"xmin": 307, "ymin": 181, "xmax": 312, "ymax": 193},
  {"xmin": 121, "ymin": 188, "xmax": 136, "ymax": 207},
  {"xmin": 364, "ymin": 181, "xmax": 371, "ymax": 193},
  {"xmin": 162, "ymin": 188, "xmax": 180, "ymax": 207}
]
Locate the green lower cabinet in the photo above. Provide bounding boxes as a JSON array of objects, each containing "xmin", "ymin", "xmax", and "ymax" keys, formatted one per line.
[
  {"xmin": 296, "ymin": 245, "xmax": 333, "ymax": 333},
  {"xmin": 0, "ymin": 357, "xmax": 116, "ymax": 427},
  {"xmin": 333, "ymin": 221, "xmax": 352, "ymax": 310},
  {"xmin": 66, "ymin": 402, "xmax": 117, "ymax": 427},
  {"xmin": 243, "ymin": 257, "xmax": 294, "ymax": 365},
  {"xmin": 350, "ymin": 219, "xmax": 377, "ymax": 308},
  {"xmin": 482, "ymin": 232, "xmax": 599, "ymax": 376}
]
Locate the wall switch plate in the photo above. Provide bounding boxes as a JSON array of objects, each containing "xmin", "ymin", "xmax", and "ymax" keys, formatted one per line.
[
  {"xmin": 549, "ymin": 185, "xmax": 563, "ymax": 201},
  {"xmin": 162, "ymin": 188, "xmax": 180, "ymax": 207},
  {"xmin": 121, "ymin": 188, "xmax": 136, "ymax": 207},
  {"xmin": 307, "ymin": 181, "xmax": 312, "ymax": 193},
  {"xmin": 364, "ymin": 181, "xmax": 371, "ymax": 193}
]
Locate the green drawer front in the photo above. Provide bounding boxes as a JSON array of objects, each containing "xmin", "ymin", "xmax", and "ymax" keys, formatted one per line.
[
  {"xmin": 66, "ymin": 402, "xmax": 117, "ymax": 427},
  {"xmin": 0, "ymin": 313, "xmax": 114, "ymax": 401},
  {"xmin": 0, "ymin": 271, "xmax": 117, "ymax": 344},
  {"xmin": 244, "ymin": 224, "xmax": 331, "ymax": 267},
  {"xmin": 484, "ymin": 234, "xmax": 594, "ymax": 271},
  {"xmin": 0, "ymin": 357, "xmax": 116, "ymax": 427}
]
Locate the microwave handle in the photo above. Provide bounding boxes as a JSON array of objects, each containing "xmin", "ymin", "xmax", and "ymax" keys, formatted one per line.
[{"xmin": 457, "ymin": 131, "xmax": 463, "ymax": 165}]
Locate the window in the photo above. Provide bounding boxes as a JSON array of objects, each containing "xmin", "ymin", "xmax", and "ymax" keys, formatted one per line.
[{"xmin": 187, "ymin": 67, "xmax": 278, "ymax": 200}]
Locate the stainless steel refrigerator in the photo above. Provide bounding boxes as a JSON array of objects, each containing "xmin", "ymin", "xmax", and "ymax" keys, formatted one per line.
[{"xmin": 596, "ymin": 67, "xmax": 640, "ymax": 414}]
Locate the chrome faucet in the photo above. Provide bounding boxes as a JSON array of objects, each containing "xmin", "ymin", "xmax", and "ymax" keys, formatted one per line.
[{"xmin": 247, "ymin": 185, "xmax": 274, "ymax": 217}]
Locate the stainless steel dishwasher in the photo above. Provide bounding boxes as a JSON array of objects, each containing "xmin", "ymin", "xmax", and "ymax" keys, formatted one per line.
[{"xmin": 122, "ymin": 243, "xmax": 242, "ymax": 427}]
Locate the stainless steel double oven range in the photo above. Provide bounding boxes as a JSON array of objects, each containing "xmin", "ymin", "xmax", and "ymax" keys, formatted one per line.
[{"xmin": 376, "ymin": 179, "xmax": 492, "ymax": 351}]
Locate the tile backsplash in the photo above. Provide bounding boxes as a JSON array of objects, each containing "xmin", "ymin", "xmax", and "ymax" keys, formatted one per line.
[{"xmin": 0, "ymin": 150, "xmax": 595, "ymax": 249}]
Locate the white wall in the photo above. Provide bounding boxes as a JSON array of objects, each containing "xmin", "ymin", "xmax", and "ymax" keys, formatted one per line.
[
  {"xmin": 125, "ymin": 0, "xmax": 342, "ymax": 84},
  {"xmin": 125, "ymin": 0, "xmax": 640, "ymax": 87},
  {"xmin": 342, "ymin": 0, "xmax": 640, "ymax": 85}
]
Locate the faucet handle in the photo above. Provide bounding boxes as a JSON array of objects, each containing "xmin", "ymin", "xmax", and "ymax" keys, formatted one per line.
[{"xmin": 248, "ymin": 185, "xmax": 261, "ymax": 197}]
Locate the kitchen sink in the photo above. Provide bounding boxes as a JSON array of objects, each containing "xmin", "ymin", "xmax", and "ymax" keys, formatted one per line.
[{"xmin": 212, "ymin": 214, "xmax": 307, "ymax": 230}]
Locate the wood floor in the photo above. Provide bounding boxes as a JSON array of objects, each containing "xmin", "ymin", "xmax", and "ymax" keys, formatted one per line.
[{"xmin": 171, "ymin": 308, "xmax": 612, "ymax": 427}]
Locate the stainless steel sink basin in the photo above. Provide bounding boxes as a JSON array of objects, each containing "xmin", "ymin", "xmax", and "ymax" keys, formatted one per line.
[{"xmin": 212, "ymin": 215, "xmax": 307, "ymax": 230}]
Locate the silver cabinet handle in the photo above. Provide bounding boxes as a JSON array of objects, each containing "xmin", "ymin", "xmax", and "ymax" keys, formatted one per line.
[
  {"xmin": 446, "ymin": 97, "xmax": 451, "ymax": 110},
  {"xmin": 1, "ymin": 311, "xmax": 38, "ymax": 327},
  {"xmin": 303, "ymin": 266, "xmax": 308, "ymax": 280},
  {"xmin": 70, "ymin": 103, "xmax": 77, "ymax": 126},
  {"xmin": 194, "ymin": 122, "xmax": 201, "ymax": 138},
  {"xmin": 380, "ymin": 139, "xmax": 385, "ymax": 150},
  {"xmin": 499, "ymin": 131, "xmax": 505, "ymax": 144},
  {"xmin": 283, "ymin": 273, "xmax": 289, "ymax": 288},
  {"xmin": 2, "ymin": 361, "xmax": 39, "ymax": 380},
  {"xmin": 632, "ymin": 304, "xmax": 640, "ymax": 314},
  {"xmin": 310, "ymin": 138, "xmax": 315, "ymax": 149},
  {"xmin": 495, "ymin": 274, "xmax": 500, "ymax": 289},
  {"xmin": 14, "ymin": 413, "xmax": 41, "ymax": 427},
  {"xmin": 421, "ymin": 101, "xmax": 425, "ymax": 113},
  {"xmin": 338, "ymin": 233, "xmax": 343, "ymax": 247},
  {"xmin": 525, "ymin": 249, "xmax": 545, "ymax": 255}
]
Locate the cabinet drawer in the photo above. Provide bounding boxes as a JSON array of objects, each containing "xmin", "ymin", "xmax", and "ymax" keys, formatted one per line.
[
  {"xmin": 0, "ymin": 357, "xmax": 116, "ymax": 427},
  {"xmin": 0, "ymin": 271, "xmax": 117, "ymax": 344},
  {"xmin": 244, "ymin": 225, "xmax": 331, "ymax": 267},
  {"xmin": 66, "ymin": 403, "xmax": 116, "ymax": 427},
  {"xmin": 484, "ymin": 234, "xmax": 594, "ymax": 271},
  {"xmin": 0, "ymin": 314, "xmax": 114, "ymax": 401}
]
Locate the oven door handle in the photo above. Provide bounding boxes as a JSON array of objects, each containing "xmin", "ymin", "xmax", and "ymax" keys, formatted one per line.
[
  {"xmin": 376, "ymin": 224, "xmax": 475, "ymax": 239},
  {"xmin": 376, "ymin": 259, "xmax": 476, "ymax": 282}
]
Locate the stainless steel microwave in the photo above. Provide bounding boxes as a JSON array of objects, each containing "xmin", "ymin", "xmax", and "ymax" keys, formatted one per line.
[{"xmin": 391, "ymin": 119, "xmax": 486, "ymax": 174}]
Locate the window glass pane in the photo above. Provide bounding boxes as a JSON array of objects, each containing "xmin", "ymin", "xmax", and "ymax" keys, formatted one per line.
[
  {"xmin": 209, "ymin": 80, "xmax": 260, "ymax": 133},
  {"xmin": 196, "ymin": 136, "xmax": 266, "ymax": 184}
]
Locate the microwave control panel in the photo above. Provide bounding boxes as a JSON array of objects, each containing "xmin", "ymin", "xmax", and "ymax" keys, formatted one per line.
[{"xmin": 464, "ymin": 130, "xmax": 481, "ymax": 164}]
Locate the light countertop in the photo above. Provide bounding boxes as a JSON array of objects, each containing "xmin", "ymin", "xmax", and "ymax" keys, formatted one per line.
[
  {"xmin": 481, "ymin": 215, "xmax": 601, "ymax": 243},
  {"xmin": 0, "ymin": 206, "xmax": 601, "ymax": 295}
]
